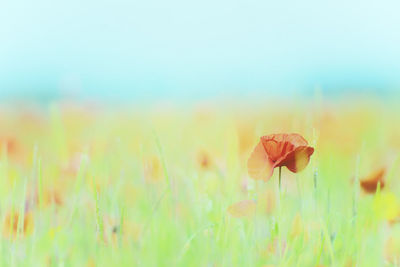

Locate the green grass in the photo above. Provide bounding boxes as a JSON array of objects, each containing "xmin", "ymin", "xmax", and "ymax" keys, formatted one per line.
[{"xmin": 0, "ymin": 100, "xmax": 399, "ymax": 266}]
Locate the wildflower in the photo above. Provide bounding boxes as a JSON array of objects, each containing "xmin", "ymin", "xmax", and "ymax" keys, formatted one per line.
[
  {"xmin": 197, "ymin": 150, "xmax": 213, "ymax": 170},
  {"xmin": 0, "ymin": 136, "xmax": 26, "ymax": 163},
  {"xmin": 360, "ymin": 167, "xmax": 386, "ymax": 193},
  {"xmin": 2, "ymin": 211, "xmax": 33, "ymax": 238},
  {"xmin": 373, "ymin": 192, "xmax": 400, "ymax": 221},
  {"xmin": 247, "ymin": 133, "xmax": 314, "ymax": 181},
  {"xmin": 0, "ymin": 136, "xmax": 17, "ymax": 155}
]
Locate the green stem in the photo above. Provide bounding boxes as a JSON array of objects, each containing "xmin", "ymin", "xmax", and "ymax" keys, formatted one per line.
[
  {"xmin": 279, "ymin": 166, "xmax": 282, "ymax": 192},
  {"xmin": 277, "ymin": 166, "xmax": 283, "ymax": 260}
]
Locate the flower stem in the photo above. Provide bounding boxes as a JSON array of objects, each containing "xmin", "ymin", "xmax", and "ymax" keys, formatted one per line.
[
  {"xmin": 278, "ymin": 166, "xmax": 282, "ymax": 192},
  {"xmin": 277, "ymin": 166, "xmax": 283, "ymax": 260}
]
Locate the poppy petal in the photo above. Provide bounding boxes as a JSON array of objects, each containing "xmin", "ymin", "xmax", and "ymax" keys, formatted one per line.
[
  {"xmin": 282, "ymin": 146, "xmax": 314, "ymax": 173},
  {"xmin": 360, "ymin": 168, "xmax": 386, "ymax": 193},
  {"xmin": 247, "ymin": 141, "xmax": 275, "ymax": 181},
  {"xmin": 261, "ymin": 138, "xmax": 287, "ymax": 162},
  {"xmin": 261, "ymin": 133, "xmax": 308, "ymax": 162},
  {"xmin": 286, "ymin": 133, "xmax": 309, "ymax": 147}
]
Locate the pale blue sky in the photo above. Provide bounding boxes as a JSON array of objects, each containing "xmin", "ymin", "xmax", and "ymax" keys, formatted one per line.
[{"xmin": 1, "ymin": 0, "xmax": 400, "ymax": 100}]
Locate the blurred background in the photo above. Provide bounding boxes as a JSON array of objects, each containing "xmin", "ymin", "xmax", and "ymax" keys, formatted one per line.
[{"xmin": 1, "ymin": 0, "xmax": 400, "ymax": 103}]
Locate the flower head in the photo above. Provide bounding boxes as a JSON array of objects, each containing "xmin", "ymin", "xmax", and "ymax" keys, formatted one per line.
[
  {"xmin": 360, "ymin": 167, "xmax": 386, "ymax": 193},
  {"xmin": 247, "ymin": 133, "xmax": 314, "ymax": 181}
]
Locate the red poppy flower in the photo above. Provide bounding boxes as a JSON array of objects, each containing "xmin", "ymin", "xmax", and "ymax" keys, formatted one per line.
[
  {"xmin": 360, "ymin": 168, "xmax": 386, "ymax": 193},
  {"xmin": 247, "ymin": 133, "xmax": 314, "ymax": 181}
]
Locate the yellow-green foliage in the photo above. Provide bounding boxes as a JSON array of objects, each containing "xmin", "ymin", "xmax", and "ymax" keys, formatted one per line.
[{"xmin": 0, "ymin": 99, "xmax": 399, "ymax": 266}]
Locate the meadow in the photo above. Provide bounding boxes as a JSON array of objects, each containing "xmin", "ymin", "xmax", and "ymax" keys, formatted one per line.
[{"xmin": 1, "ymin": 97, "xmax": 400, "ymax": 266}]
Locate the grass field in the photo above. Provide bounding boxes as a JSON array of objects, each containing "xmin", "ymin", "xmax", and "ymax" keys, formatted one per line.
[{"xmin": 1, "ymin": 98, "xmax": 400, "ymax": 266}]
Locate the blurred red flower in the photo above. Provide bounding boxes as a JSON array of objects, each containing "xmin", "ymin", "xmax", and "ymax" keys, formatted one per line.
[
  {"xmin": 0, "ymin": 136, "xmax": 17, "ymax": 155},
  {"xmin": 360, "ymin": 168, "xmax": 386, "ymax": 193},
  {"xmin": 247, "ymin": 133, "xmax": 314, "ymax": 181}
]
